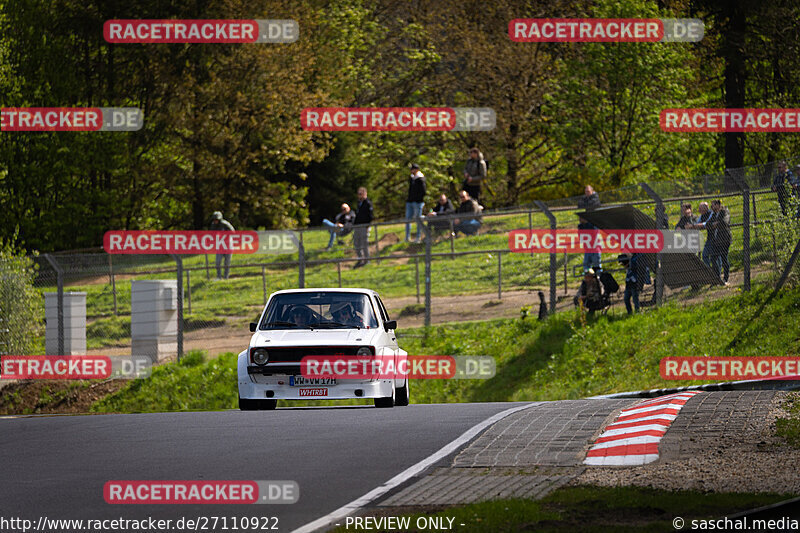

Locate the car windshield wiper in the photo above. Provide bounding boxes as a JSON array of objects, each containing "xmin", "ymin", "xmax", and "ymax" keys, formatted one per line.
[
  {"xmin": 263, "ymin": 321, "xmax": 299, "ymax": 328},
  {"xmin": 312, "ymin": 321, "xmax": 360, "ymax": 329}
]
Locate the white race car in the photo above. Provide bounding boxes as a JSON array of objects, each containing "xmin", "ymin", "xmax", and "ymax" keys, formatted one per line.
[{"xmin": 237, "ymin": 288, "xmax": 409, "ymax": 410}]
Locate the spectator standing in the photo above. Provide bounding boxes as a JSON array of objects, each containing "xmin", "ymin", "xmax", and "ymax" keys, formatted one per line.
[
  {"xmin": 619, "ymin": 253, "xmax": 648, "ymax": 314},
  {"xmin": 453, "ymin": 190, "xmax": 482, "ymax": 236},
  {"xmin": 772, "ymin": 161, "xmax": 793, "ymax": 216},
  {"xmin": 209, "ymin": 211, "xmax": 235, "ymax": 280},
  {"xmin": 322, "ymin": 203, "xmax": 355, "ymax": 251},
  {"xmin": 578, "ymin": 217, "xmax": 601, "ymax": 272},
  {"xmin": 576, "ymin": 185, "xmax": 602, "ymax": 271},
  {"xmin": 709, "ymin": 199, "xmax": 732, "ymax": 285},
  {"xmin": 405, "ymin": 163, "xmax": 426, "ymax": 242},
  {"xmin": 691, "ymin": 202, "xmax": 713, "ymax": 267},
  {"xmin": 675, "ymin": 203, "xmax": 696, "ymax": 229},
  {"xmin": 463, "ymin": 147, "xmax": 487, "ymax": 203},
  {"xmin": 428, "ymin": 193, "xmax": 455, "ymax": 233},
  {"xmin": 353, "ymin": 187, "xmax": 373, "ymax": 268},
  {"xmin": 577, "ymin": 185, "xmax": 601, "ymax": 210}
]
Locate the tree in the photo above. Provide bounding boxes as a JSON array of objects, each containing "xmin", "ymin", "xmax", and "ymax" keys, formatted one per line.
[
  {"xmin": 0, "ymin": 240, "xmax": 42, "ymax": 355},
  {"xmin": 551, "ymin": 0, "xmax": 717, "ymax": 191}
]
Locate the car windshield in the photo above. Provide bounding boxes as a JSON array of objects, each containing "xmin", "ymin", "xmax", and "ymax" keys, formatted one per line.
[{"xmin": 260, "ymin": 292, "xmax": 379, "ymax": 330}]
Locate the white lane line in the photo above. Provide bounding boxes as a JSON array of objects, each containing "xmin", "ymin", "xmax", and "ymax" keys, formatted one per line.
[
  {"xmin": 598, "ymin": 424, "xmax": 669, "ymax": 437},
  {"xmin": 586, "ymin": 435, "xmax": 662, "ymax": 451},
  {"xmin": 605, "ymin": 413, "xmax": 677, "ymax": 428},
  {"xmin": 637, "ymin": 392, "xmax": 699, "ymax": 405},
  {"xmin": 584, "ymin": 454, "xmax": 659, "ymax": 466},
  {"xmin": 290, "ymin": 403, "xmax": 542, "ymax": 533},
  {"xmin": 618, "ymin": 403, "xmax": 687, "ymax": 416}
]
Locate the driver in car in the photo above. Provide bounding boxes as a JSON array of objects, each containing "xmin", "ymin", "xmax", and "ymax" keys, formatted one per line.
[
  {"xmin": 330, "ymin": 302, "xmax": 363, "ymax": 328},
  {"xmin": 289, "ymin": 305, "xmax": 313, "ymax": 327}
]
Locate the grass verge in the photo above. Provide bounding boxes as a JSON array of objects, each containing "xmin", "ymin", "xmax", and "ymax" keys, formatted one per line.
[
  {"xmin": 329, "ymin": 485, "xmax": 792, "ymax": 533},
  {"xmin": 90, "ymin": 284, "xmax": 800, "ymax": 413}
]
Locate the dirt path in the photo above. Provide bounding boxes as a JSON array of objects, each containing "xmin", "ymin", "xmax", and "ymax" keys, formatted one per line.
[{"xmin": 81, "ymin": 268, "xmax": 759, "ymax": 360}]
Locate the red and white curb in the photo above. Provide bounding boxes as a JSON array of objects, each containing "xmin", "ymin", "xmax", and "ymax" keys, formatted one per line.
[{"xmin": 584, "ymin": 391, "xmax": 701, "ymax": 466}]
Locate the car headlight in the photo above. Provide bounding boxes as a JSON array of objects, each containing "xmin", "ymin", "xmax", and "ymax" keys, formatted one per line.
[
  {"xmin": 252, "ymin": 348, "xmax": 270, "ymax": 365},
  {"xmin": 356, "ymin": 346, "xmax": 373, "ymax": 356}
]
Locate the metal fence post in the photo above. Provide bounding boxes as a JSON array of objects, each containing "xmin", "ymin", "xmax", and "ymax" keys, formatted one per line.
[
  {"xmin": 298, "ymin": 241, "xmax": 305, "ymax": 289},
  {"xmin": 337, "ymin": 261, "xmax": 342, "ymax": 288},
  {"xmin": 204, "ymin": 255, "xmax": 210, "ymax": 280},
  {"xmin": 186, "ymin": 269, "xmax": 192, "ymax": 314},
  {"xmin": 728, "ymin": 170, "xmax": 751, "ymax": 291},
  {"xmin": 374, "ymin": 224, "xmax": 380, "ymax": 263},
  {"xmin": 449, "ymin": 219, "xmax": 455, "ymax": 256},
  {"xmin": 640, "ymin": 183, "xmax": 665, "ymax": 306},
  {"xmin": 534, "ymin": 201, "xmax": 557, "ymax": 315},
  {"xmin": 497, "ymin": 253, "xmax": 502, "ymax": 299},
  {"xmin": 528, "ymin": 209, "xmax": 533, "ymax": 257},
  {"xmin": 109, "ymin": 254, "xmax": 118, "ymax": 316},
  {"xmin": 421, "ymin": 219, "xmax": 432, "ymax": 328},
  {"xmin": 415, "ymin": 256, "xmax": 420, "ymax": 304},
  {"xmin": 173, "ymin": 255, "xmax": 184, "ymax": 361},
  {"xmin": 43, "ymin": 254, "xmax": 64, "ymax": 354},
  {"xmin": 262, "ymin": 265, "xmax": 267, "ymax": 305}
]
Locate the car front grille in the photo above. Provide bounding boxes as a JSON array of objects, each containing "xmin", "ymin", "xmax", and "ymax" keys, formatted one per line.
[{"xmin": 260, "ymin": 346, "xmax": 362, "ymax": 363}]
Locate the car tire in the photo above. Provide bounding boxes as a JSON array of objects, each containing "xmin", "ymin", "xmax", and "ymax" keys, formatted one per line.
[
  {"xmin": 374, "ymin": 384, "xmax": 395, "ymax": 408},
  {"xmin": 395, "ymin": 379, "xmax": 410, "ymax": 407},
  {"xmin": 259, "ymin": 399, "xmax": 278, "ymax": 410},
  {"xmin": 239, "ymin": 397, "xmax": 277, "ymax": 411},
  {"xmin": 239, "ymin": 397, "xmax": 258, "ymax": 411}
]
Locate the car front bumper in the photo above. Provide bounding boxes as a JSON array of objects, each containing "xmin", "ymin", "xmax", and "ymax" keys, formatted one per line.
[{"xmin": 238, "ymin": 373, "xmax": 394, "ymax": 400}]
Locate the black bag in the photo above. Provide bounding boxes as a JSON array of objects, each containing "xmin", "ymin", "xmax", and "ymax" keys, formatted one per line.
[{"xmin": 599, "ymin": 271, "xmax": 620, "ymax": 294}]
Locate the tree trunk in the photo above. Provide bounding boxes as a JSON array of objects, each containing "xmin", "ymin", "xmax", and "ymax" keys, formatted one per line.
[{"xmin": 723, "ymin": 1, "xmax": 746, "ymax": 170}]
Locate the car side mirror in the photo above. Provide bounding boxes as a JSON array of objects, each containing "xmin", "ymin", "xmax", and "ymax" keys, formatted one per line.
[
  {"xmin": 384, "ymin": 320, "xmax": 397, "ymax": 331},
  {"xmin": 249, "ymin": 322, "xmax": 257, "ymax": 332}
]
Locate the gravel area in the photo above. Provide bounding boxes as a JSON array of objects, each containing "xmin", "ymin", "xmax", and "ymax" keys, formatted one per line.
[{"xmin": 573, "ymin": 391, "xmax": 800, "ymax": 495}]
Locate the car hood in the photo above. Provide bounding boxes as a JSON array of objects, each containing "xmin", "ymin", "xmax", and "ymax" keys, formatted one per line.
[{"xmin": 251, "ymin": 328, "xmax": 383, "ymax": 347}]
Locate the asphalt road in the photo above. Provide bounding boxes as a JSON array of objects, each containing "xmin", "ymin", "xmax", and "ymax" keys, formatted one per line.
[{"xmin": 0, "ymin": 403, "xmax": 526, "ymax": 532}]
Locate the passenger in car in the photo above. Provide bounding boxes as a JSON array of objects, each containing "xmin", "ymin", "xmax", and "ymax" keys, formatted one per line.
[{"xmin": 330, "ymin": 302, "xmax": 363, "ymax": 328}]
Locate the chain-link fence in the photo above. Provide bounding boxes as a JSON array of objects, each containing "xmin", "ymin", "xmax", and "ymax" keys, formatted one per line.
[{"xmin": 16, "ymin": 157, "xmax": 800, "ymax": 360}]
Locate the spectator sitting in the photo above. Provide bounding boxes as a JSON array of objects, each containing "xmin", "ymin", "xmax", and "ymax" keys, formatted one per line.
[
  {"xmin": 577, "ymin": 185, "xmax": 601, "ymax": 210},
  {"xmin": 772, "ymin": 160, "xmax": 793, "ymax": 216},
  {"xmin": 574, "ymin": 268, "xmax": 605, "ymax": 315},
  {"xmin": 453, "ymin": 190, "xmax": 482, "ymax": 236},
  {"xmin": 675, "ymin": 203, "xmax": 696, "ymax": 229},
  {"xmin": 322, "ymin": 203, "xmax": 355, "ymax": 251},
  {"xmin": 428, "ymin": 193, "xmax": 455, "ymax": 233}
]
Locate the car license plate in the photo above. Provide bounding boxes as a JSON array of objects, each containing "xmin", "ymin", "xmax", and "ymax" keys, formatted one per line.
[{"xmin": 290, "ymin": 376, "xmax": 336, "ymax": 386}]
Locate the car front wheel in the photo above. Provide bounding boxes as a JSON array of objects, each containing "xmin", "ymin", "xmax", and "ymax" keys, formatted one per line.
[
  {"xmin": 239, "ymin": 397, "xmax": 277, "ymax": 411},
  {"xmin": 374, "ymin": 384, "xmax": 395, "ymax": 408},
  {"xmin": 395, "ymin": 379, "xmax": 410, "ymax": 407}
]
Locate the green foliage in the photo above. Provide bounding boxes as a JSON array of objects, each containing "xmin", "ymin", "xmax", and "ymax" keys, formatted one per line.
[
  {"xmin": 91, "ymin": 350, "xmax": 235, "ymax": 413},
  {"xmin": 90, "ymin": 284, "xmax": 800, "ymax": 412},
  {"xmin": 776, "ymin": 393, "xmax": 800, "ymax": 448},
  {"xmin": 329, "ymin": 486, "xmax": 791, "ymax": 533},
  {"xmin": 0, "ymin": 241, "xmax": 42, "ymax": 355}
]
